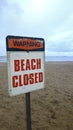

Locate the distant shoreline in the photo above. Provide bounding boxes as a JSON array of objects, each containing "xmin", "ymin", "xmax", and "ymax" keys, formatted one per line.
[{"xmin": 1, "ymin": 55, "xmax": 73, "ymax": 62}]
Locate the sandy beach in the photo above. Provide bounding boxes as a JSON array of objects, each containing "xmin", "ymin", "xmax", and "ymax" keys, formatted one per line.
[{"xmin": 0, "ymin": 62, "xmax": 73, "ymax": 130}]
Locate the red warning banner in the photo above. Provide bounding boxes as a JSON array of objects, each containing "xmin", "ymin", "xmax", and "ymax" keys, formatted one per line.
[{"xmin": 6, "ymin": 36, "xmax": 44, "ymax": 51}]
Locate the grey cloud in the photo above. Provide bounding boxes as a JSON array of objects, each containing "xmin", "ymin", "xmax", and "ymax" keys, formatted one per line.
[
  {"xmin": 0, "ymin": 0, "xmax": 73, "ymax": 55},
  {"xmin": 46, "ymin": 39, "xmax": 73, "ymax": 52}
]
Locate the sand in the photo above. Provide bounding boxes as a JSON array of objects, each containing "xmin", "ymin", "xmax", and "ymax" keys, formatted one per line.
[{"xmin": 0, "ymin": 62, "xmax": 73, "ymax": 130}]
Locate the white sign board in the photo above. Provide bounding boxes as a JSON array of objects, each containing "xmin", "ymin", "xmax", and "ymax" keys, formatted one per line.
[{"xmin": 6, "ymin": 36, "xmax": 45, "ymax": 96}]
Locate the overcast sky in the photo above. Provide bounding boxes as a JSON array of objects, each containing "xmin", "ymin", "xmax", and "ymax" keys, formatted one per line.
[{"xmin": 0, "ymin": 0, "xmax": 73, "ymax": 56}]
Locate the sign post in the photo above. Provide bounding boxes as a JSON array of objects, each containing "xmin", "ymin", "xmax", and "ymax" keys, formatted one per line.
[
  {"xmin": 6, "ymin": 35, "xmax": 45, "ymax": 130},
  {"xmin": 26, "ymin": 93, "xmax": 32, "ymax": 130}
]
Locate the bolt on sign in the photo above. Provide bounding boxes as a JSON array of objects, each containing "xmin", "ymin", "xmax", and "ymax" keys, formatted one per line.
[{"xmin": 6, "ymin": 35, "xmax": 45, "ymax": 96}]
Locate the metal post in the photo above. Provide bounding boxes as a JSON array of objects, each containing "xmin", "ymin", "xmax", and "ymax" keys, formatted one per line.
[{"xmin": 26, "ymin": 92, "xmax": 32, "ymax": 130}]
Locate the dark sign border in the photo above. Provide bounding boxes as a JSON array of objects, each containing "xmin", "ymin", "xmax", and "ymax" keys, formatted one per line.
[{"xmin": 6, "ymin": 35, "xmax": 45, "ymax": 52}]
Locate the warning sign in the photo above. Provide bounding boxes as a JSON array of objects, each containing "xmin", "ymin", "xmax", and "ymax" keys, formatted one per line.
[{"xmin": 6, "ymin": 35, "xmax": 45, "ymax": 96}]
